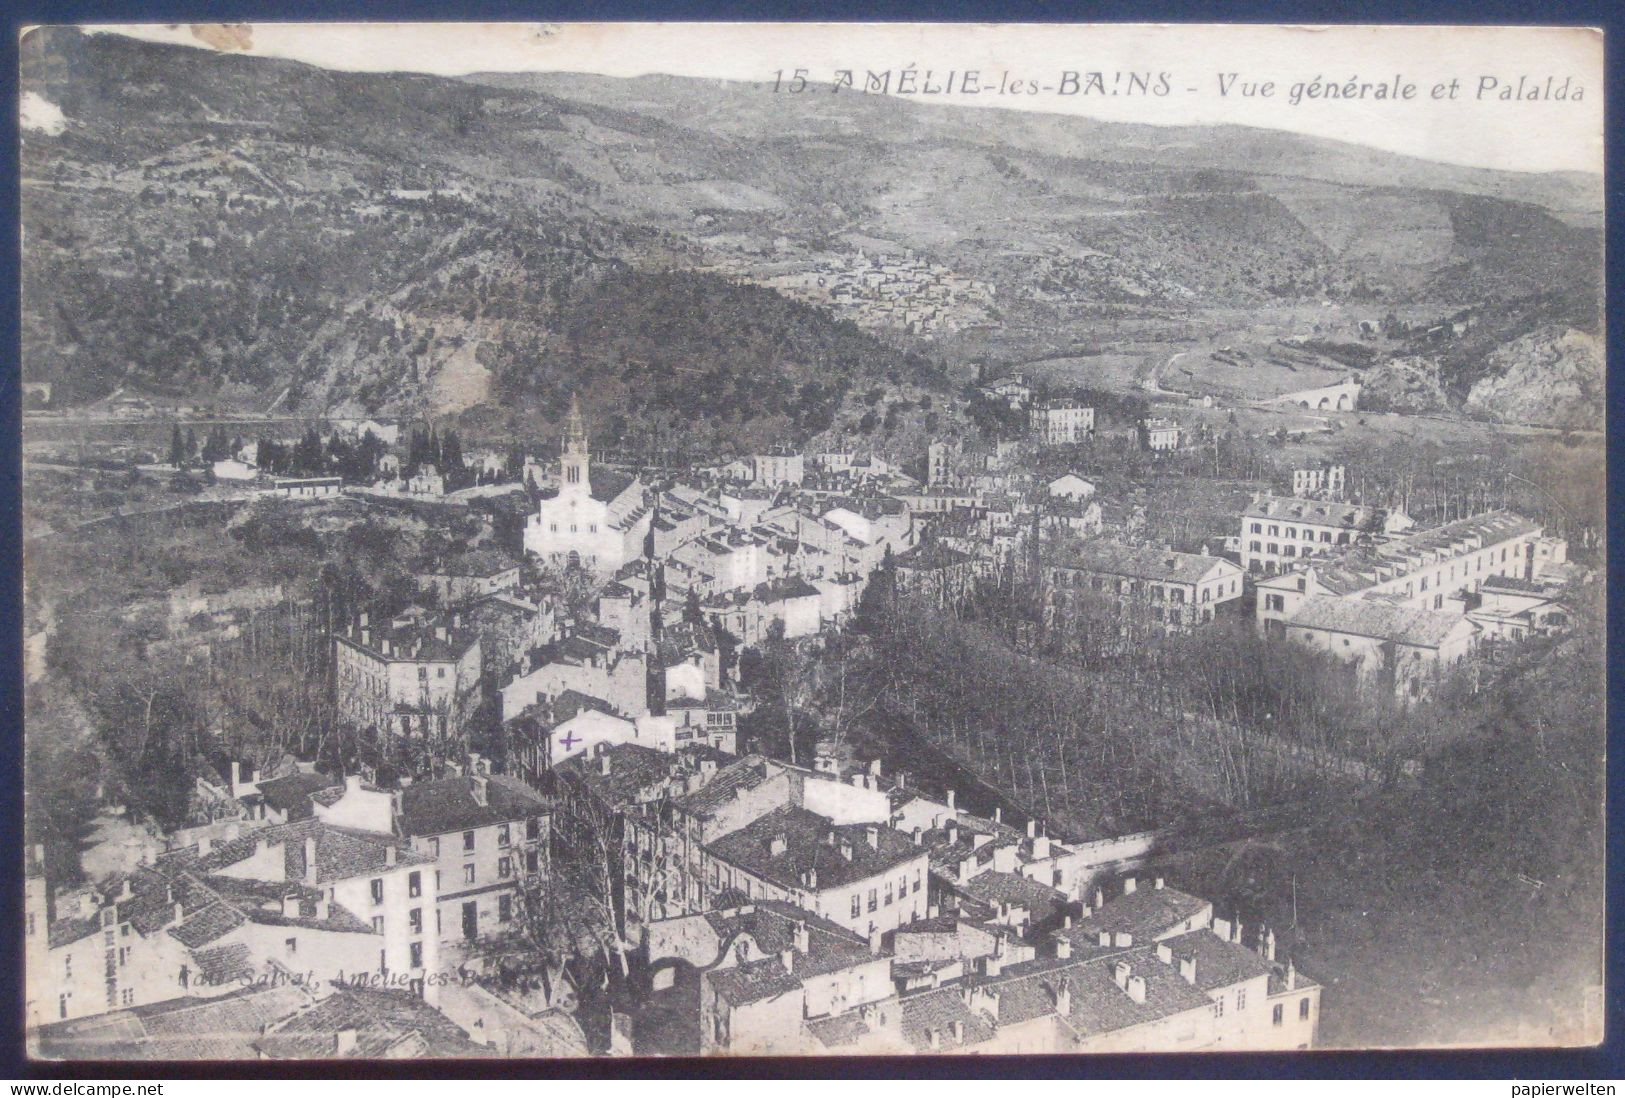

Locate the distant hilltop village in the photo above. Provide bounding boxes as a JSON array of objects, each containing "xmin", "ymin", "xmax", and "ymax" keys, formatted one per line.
[{"xmin": 711, "ymin": 248, "xmax": 999, "ymax": 336}]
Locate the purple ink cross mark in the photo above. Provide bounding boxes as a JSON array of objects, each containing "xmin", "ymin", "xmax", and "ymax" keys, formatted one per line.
[{"xmin": 558, "ymin": 730, "xmax": 582, "ymax": 752}]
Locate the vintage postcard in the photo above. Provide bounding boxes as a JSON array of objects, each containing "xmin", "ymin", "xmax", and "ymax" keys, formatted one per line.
[{"xmin": 18, "ymin": 22, "xmax": 1604, "ymax": 1059}]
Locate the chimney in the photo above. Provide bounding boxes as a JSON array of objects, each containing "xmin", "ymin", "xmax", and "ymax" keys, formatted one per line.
[
  {"xmin": 1054, "ymin": 978, "xmax": 1072, "ymax": 1016},
  {"xmin": 231, "ymin": 761, "xmax": 241, "ymax": 789},
  {"xmin": 957, "ymin": 855, "xmax": 974, "ymax": 884},
  {"xmin": 1213, "ymin": 916, "xmax": 1232, "ymax": 941},
  {"xmin": 1056, "ymin": 937, "xmax": 1072, "ymax": 960},
  {"xmin": 1123, "ymin": 877, "xmax": 1137, "ymax": 895},
  {"xmin": 346, "ymin": 774, "xmax": 363, "ymax": 794},
  {"xmin": 471, "ymin": 774, "xmax": 489, "ymax": 808},
  {"xmin": 119, "ymin": 878, "xmax": 133, "ymax": 900},
  {"xmin": 1286, "ymin": 959, "xmax": 1297, "ymax": 991},
  {"xmin": 198, "ymin": 836, "xmax": 212, "ymax": 856},
  {"xmin": 1180, "ymin": 956, "xmax": 1198, "ymax": 985},
  {"xmin": 1113, "ymin": 931, "xmax": 1133, "ymax": 948},
  {"xmin": 864, "ymin": 826, "xmax": 880, "ymax": 850},
  {"xmin": 1126, "ymin": 975, "xmax": 1147, "ymax": 1004},
  {"xmin": 359, "ymin": 612, "xmax": 369, "ymax": 628},
  {"xmin": 303, "ymin": 838, "xmax": 318, "ymax": 885},
  {"xmin": 316, "ymin": 895, "xmax": 330, "ymax": 921},
  {"xmin": 780, "ymin": 948, "xmax": 795, "ymax": 975},
  {"xmin": 334, "ymin": 1028, "xmax": 358, "ymax": 1056},
  {"xmin": 868, "ymin": 758, "xmax": 881, "ymax": 778},
  {"xmin": 281, "ymin": 894, "xmax": 301, "ymax": 918},
  {"xmin": 1112, "ymin": 961, "xmax": 1131, "ymax": 990},
  {"xmin": 769, "ymin": 834, "xmax": 787, "ymax": 858},
  {"xmin": 386, "ymin": 846, "xmax": 398, "ymax": 868},
  {"xmin": 868, "ymin": 928, "xmax": 883, "ymax": 956},
  {"xmin": 1093, "ymin": 888, "xmax": 1105, "ymax": 910},
  {"xmin": 911, "ymin": 827, "xmax": 923, "ymax": 846},
  {"xmin": 1097, "ymin": 931, "xmax": 1111, "ymax": 948},
  {"xmin": 946, "ymin": 789, "xmax": 956, "ymax": 810},
  {"xmin": 946, "ymin": 821, "xmax": 959, "ymax": 846},
  {"xmin": 927, "ymin": 1028, "xmax": 941, "ymax": 1051},
  {"xmin": 1063, "ymin": 914, "xmax": 1073, "ymax": 929},
  {"xmin": 1156, "ymin": 942, "xmax": 1173, "ymax": 965},
  {"xmin": 224, "ymin": 822, "xmax": 240, "ymax": 842},
  {"xmin": 1231, "ymin": 919, "xmax": 1243, "ymax": 945},
  {"xmin": 804, "ymin": 867, "xmax": 817, "ymax": 890},
  {"xmin": 1025, "ymin": 819, "xmax": 1036, "ymax": 839},
  {"xmin": 172, "ymin": 902, "xmax": 185, "ymax": 926},
  {"xmin": 794, "ymin": 920, "xmax": 810, "ymax": 954},
  {"xmin": 840, "ymin": 841, "xmax": 854, "ymax": 862},
  {"xmin": 1263, "ymin": 928, "xmax": 1277, "ymax": 962},
  {"xmin": 600, "ymin": 753, "xmax": 612, "ymax": 776},
  {"xmin": 1033, "ymin": 834, "xmax": 1051, "ymax": 860},
  {"xmin": 951, "ymin": 1020, "xmax": 964, "ymax": 1044},
  {"xmin": 993, "ymin": 807, "xmax": 1002, "ymax": 824},
  {"xmin": 1154, "ymin": 877, "xmax": 1165, "ymax": 890}
]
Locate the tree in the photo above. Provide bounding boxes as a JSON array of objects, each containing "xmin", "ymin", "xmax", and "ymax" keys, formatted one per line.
[{"xmin": 168, "ymin": 424, "xmax": 186, "ymax": 468}]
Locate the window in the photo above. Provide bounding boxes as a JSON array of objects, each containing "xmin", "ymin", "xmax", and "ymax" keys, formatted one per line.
[
  {"xmin": 370, "ymin": 878, "xmax": 384, "ymax": 905},
  {"xmin": 526, "ymin": 818, "xmax": 540, "ymax": 842},
  {"xmin": 499, "ymin": 895, "xmax": 512, "ymax": 923},
  {"xmin": 884, "ymin": 880, "xmax": 893, "ymax": 906},
  {"xmin": 1237, "ymin": 989, "xmax": 1247, "ymax": 1011},
  {"xmin": 408, "ymin": 871, "xmax": 422, "ymax": 898},
  {"xmin": 499, "ymin": 857, "xmax": 513, "ymax": 879},
  {"xmin": 372, "ymin": 916, "xmax": 385, "ymax": 934},
  {"xmin": 464, "ymin": 864, "xmax": 477, "ymax": 885},
  {"xmin": 868, "ymin": 888, "xmax": 878, "ymax": 913},
  {"xmin": 463, "ymin": 831, "xmax": 476, "ymax": 852},
  {"xmin": 1249, "ymin": 541, "xmax": 1261, "ymax": 553},
  {"xmin": 285, "ymin": 937, "xmax": 298, "ymax": 956},
  {"xmin": 526, "ymin": 849, "xmax": 540, "ymax": 874},
  {"xmin": 851, "ymin": 894, "xmax": 862, "ymax": 919},
  {"xmin": 1251, "ymin": 523, "xmax": 1261, "ymax": 534},
  {"xmin": 1273, "ymin": 1004, "xmax": 1284, "ymax": 1027},
  {"xmin": 1214, "ymin": 997, "xmax": 1225, "ymax": 1018},
  {"xmin": 410, "ymin": 941, "xmax": 424, "ymax": 968},
  {"xmin": 59, "ymin": 995, "xmax": 68, "ymax": 1020},
  {"xmin": 1265, "ymin": 594, "xmax": 1284, "ymax": 613},
  {"xmin": 409, "ymin": 908, "xmax": 423, "ymax": 935},
  {"xmin": 434, "ymin": 870, "xmax": 442, "ymax": 892},
  {"xmin": 121, "ymin": 988, "xmax": 134, "ymax": 1007},
  {"xmin": 1300, "ymin": 998, "xmax": 1311, "ymax": 1020},
  {"xmin": 498, "ymin": 824, "xmax": 511, "ymax": 848}
]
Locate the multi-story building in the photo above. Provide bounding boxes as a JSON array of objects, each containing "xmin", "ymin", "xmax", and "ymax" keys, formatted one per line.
[
  {"xmin": 1029, "ymin": 401, "xmax": 1094, "ymax": 446},
  {"xmin": 1254, "ymin": 510, "xmax": 1547, "ymax": 634},
  {"xmin": 416, "ymin": 550, "xmax": 522, "ymax": 606},
  {"xmin": 1290, "ymin": 463, "xmax": 1346, "ymax": 501},
  {"xmin": 1138, "ymin": 419, "xmax": 1181, "ymax": 452},
  {"xmin": 1240, "ymin": 494, "xmax": 1411, "ymax": 575},
  {"xmin": 751, "ymin": 446, "xmax": 805, "ymax": 488},
  {"xmin": 332, "ymin": 609, "xmax": 482, "ymax": 740},
  {"xmin": 523, "ymin": 396, "xmax": 651, "ymax": 577},
  {"xmin": 392, "ymin": 760, "xmax": 552, "ymax": 945},
  {"xmin": 1044, "ymin": 542, "xmax": 1244, "ymax": 630},
  {"xmin": 646, "ymin": 899, "xmax": 899, "ymax": 1055}
]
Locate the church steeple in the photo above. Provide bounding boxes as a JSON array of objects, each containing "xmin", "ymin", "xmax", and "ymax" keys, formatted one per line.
[{"xmin": 561, "ymin": 393, "xmax": 590, "ymax": 494}]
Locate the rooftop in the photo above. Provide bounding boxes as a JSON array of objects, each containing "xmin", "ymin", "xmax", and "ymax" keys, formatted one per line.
[
  {"xmin": 704, "ymin": 805, "xmax": 925, "ymax": 893},
  {"xmin": 396, "ymin": 773, "xmax": 550, "ymax": 839},
  {"xmin": 1047, "ymin": 540, "xmax": 1237, "ymax": 586}
]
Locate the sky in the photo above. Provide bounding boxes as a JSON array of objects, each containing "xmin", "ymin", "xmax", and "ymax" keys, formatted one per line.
[{"xmin": 82, "ymin": 22, "xmax": 1604, "ymax": 175}]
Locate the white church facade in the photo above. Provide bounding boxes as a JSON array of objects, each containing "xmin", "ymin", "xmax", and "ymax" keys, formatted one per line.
[{"xmin": 523, "ymin": 397, "xmax": 651, "ymax": 577}]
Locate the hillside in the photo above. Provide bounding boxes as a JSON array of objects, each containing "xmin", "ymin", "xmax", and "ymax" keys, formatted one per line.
[{"xmin": 20, "ymin": 28, "xmax": 1605, "ymax": 438}]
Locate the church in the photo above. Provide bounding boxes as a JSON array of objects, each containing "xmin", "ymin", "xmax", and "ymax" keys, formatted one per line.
[{"xmin": 523, "ymin": 397, "xmax": 651, "ymax": 577}]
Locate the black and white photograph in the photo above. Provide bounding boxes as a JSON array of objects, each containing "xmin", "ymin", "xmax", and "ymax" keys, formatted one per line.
[{"xmin": 16, "ymin": 21, "xmax": 1605, "ymax": 1060}]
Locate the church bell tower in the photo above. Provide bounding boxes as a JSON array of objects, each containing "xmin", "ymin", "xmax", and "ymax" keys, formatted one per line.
[{"xmin": 561, "ymin": 393, "xmax": 591, "ymax": 496}]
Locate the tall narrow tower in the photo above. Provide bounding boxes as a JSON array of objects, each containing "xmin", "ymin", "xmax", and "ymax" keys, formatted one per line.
[{"xmin": 561, "ymin": 393, "xmax": 591, "ymax": 496}]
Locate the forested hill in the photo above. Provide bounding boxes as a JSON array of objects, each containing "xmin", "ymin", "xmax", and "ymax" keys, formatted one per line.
[
  {"xmin": 19, "ymin": 27, "xmax": 946, "ymax": 447},
  {"xmin": 20, "ymin": 26, "xmax": 1604, "ymax": 437}
]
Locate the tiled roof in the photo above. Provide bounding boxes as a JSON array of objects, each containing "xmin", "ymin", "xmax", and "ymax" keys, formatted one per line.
[
  {"xmin": 704, "ymin": 805, "xmax": 925, "ymax": 893},
  {"xmin": 895, "ymin": 542, "xmax": 976, "ymax": 571},
  {"xmin": 1286, "ymin": 596, "xmax": 1472, "ymax": 648},
  {"xmin": 958, "ymin": 870, "xmax": 1067, "ymax": 914},
  {"xmin": 899, "ymin": 987, "xmax": 997, "ymax": 1052},
  {"xmin": 704, "ymin": 900, "xmax": 876, "ymax": 988},
  {"xmin": 253, "ymin": 772, "xmax": 339, "ymax": 819},
  {"xmin": 34, "ymin": 984, "xmax": 315, "ymax": 1061},
  {"xmin": 1062, "ymin": 884, "xmax": 1209, "ymax": 946},
  {"xmin": 1243, "ymin": 494, "xmax": 1379, "ymax": 527},
  {"xmin": 556, "ymin": 743, "xmax": 681, "ymax": 810},
  {"xmin": 397, "ymin": 773, "xmax": 549, "ymax": 838},
  {"xmin": 672, "ymin": 756, "xmax": 781, "ymax": 818},
  {"xmin": 1158, "ymin": 929, "xmax": 1276, "ymax": 992},
  {"xmin": 1047, "ymin": 540, "xmax": 1237, "ymax": 585},
  {"xmin": 254, "ymin": 987, "xmax": 495, "ymax": 1059},
  {"xmin": 185, "ymin": 818, "xmax": 431, "ymax": 886}
]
